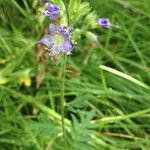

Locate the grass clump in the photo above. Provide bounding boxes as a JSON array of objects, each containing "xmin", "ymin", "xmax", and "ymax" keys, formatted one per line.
[{"xmin": 0, "ymin": 0, "xmax": 150, "ymax": 149}]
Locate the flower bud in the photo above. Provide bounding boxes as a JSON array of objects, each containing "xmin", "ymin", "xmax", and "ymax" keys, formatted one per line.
[
  {"xmin": 85, "ymin": 31, "xmax": 98, "ymax": 44},
  {"xmin": 99, "ymin": 18, "xmax": 110, "ymax": 28}
]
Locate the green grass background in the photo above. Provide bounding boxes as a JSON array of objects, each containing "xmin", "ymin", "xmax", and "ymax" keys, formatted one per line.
[{"xmin": 0, "ymin": 0, "xmax": 150, "ymax": 149}]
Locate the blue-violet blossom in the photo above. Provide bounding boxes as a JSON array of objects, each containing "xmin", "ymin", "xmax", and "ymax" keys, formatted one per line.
[
  {"xmin": 99, "ymin": 18, "xmax": 110, "ymax": 28},
  {"xmin": 38, "ymin": 24, "xmax": 74, "ymax": 56},
  {"xmin": 42, "ymin": 2, "xmax": 60, "ymax": 20}
]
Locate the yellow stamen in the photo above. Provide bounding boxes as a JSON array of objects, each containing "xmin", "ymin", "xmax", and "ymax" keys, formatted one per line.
[
  {"xmin": 45, "ymin": 2, "xmax": 48, "ymax": 7},
  {"xmin": 65, "ymin": 29, "xmax": 69, "ymax": 33},
  {"xmin": 45, "ymin": 38, "xmax": 48, "ymax": 42}
]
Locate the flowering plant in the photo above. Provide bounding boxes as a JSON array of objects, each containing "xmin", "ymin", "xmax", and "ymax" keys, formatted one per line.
[{"xmin": 37, "ymin": 0, "xmax": 115, "ymax": 142}]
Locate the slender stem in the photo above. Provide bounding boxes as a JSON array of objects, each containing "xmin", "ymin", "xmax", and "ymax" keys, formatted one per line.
[{"xmin": 60, "ymin": 53, "xmax": 67, "ymax": 141}]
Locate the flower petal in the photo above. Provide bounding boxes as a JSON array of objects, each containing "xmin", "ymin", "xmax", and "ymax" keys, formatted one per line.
[
  {"xmin": 45, "ymin": 3, "xmax": 60, "ymax": 21},
  {"xmin": 45, "ymin": 3, "xmax": 60, "ymax": 15},
  {"xmin": 62, "ymin": 40, "xmax": 74, "ymax": 53},
  {"xmin": 48, "ymin": 14, "xmax": 59, "ymax": 21},
  {"xmin": 51, "ymin": 6, "xmax": 60, "ymax": 14},
  {"xmin": 45, "ymin": 2, "xmax": 53, "ymax": 11},
  {"xmin": 49, "ymin": 24, "xmax": 57, "ymax": 35},
  {"xmin": 49, "ymin": 45, "xmax": 61, "ymax": 56},
  {"xmin": 38, "ymin": 35, "xmax": 53, "ymax": 47}
]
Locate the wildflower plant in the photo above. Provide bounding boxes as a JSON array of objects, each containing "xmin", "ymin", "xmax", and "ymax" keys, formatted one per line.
[{"xmin": 37, "ymin": 0, "xmax": 115, "ymax": 143}]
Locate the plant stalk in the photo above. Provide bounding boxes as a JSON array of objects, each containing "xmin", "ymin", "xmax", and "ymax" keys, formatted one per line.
[{"xmin": 60, "ymin": 53, "xmax": 67, "ymax": 141}]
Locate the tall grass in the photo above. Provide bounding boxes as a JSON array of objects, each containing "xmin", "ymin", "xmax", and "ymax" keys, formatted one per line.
[{"xmin": 0, "ymin": 0, "xmax": 150, "ymax": 149}]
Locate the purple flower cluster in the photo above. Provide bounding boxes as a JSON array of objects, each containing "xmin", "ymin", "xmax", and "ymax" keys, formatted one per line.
[
  {"xmin": 42, "ymin": 2, "xmax": 60, "ymax": 20},
  {"xmin": 39, "ymin": 24, "xmax": 74, "ymax": 56},
  {"xmin": 38, "ymin": 1, "xmax": 112, "ymax": 57},
  {"xmin": 38, "ymin": 2, "xmax": 74, "ymax": 57}
]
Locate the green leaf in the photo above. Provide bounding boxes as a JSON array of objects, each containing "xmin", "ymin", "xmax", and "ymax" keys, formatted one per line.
[
  {"xmin": 68, "ymin": 0, "xmax": 81, "ymax": 23},
  {"xmin": 84, "ymin": 11, "xmax": 99, "ymax": 29},
  {"xmin": 79, "ymin": 2, "xmax": 91, "ymax": 16}
]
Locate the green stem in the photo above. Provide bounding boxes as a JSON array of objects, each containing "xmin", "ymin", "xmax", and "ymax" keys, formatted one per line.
[{"xmin": 60, "ymin": 54, "xmax": 67, "ymax": 141}]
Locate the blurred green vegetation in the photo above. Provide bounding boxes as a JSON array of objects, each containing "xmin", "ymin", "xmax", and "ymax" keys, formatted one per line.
[{"xmin": 0, "ymin": 0, "xmax": 150, "ymax": 149}]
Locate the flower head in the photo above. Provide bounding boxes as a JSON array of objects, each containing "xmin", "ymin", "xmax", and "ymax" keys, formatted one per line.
[
  {"xmin": 99, "ymin": 18, "xmax": 110, "ymax": 28},
  {"xmin": 38, "ymin": 24, "xmax": 74, "ymax": 56},
  {"xmin": 42, "ymin": 2, "xmax": 60, "ymax": 20}
]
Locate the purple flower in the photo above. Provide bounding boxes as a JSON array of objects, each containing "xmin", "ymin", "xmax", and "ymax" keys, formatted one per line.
[
  {"xmin": 38, "ymin": 24, "xmax": 74, "ymax": 56},
  {"xmin": 42, "ymin": 2, "xmax": 60, "ymax": 20},
  {"xmin": 99, "ymin": 18, "xmax": 110, "ymax": 28}
]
